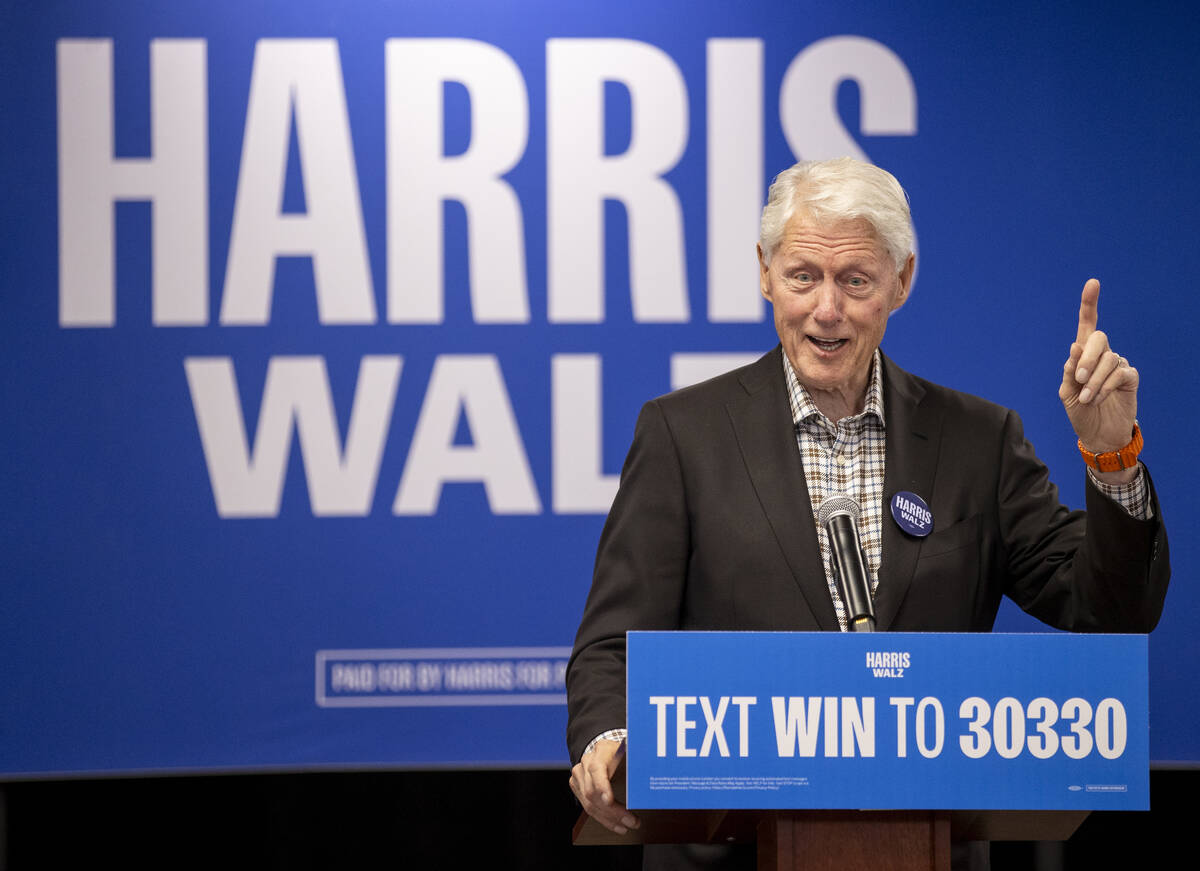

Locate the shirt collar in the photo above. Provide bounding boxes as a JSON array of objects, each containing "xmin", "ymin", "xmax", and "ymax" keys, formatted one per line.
[{"xmin": 783, "ymin": 348, "xmax": 886, "ymax": 429}]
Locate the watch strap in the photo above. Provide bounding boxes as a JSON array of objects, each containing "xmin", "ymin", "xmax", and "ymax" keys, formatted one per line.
[{"xmin": 1079, "ymin": 423, "xmax": 1143, "ymax": 473}]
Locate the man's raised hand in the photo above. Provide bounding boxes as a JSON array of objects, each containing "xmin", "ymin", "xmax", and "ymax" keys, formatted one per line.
[{"xmin": 1059, "ymin": 279, "xmax": 1139, "ymax": 459}]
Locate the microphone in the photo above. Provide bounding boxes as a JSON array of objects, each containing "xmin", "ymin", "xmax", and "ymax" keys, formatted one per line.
[{"xmin": 817, "ymin": 495, "xmax": 876, "ymax": 632}]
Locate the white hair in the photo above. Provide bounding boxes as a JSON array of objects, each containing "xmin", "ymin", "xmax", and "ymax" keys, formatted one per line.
[{"xmin": 759, "ymin": 157, "xmax": 914, "ymax": 272}]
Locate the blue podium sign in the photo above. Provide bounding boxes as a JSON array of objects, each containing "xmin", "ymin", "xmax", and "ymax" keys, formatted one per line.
[{"xmin": 626, "ymin": 632, "xmax": 1148, "ymax": 810}]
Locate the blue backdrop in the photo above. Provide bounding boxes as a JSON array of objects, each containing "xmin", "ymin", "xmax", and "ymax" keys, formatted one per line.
[{"xmin": 2, "ymin": 0, "xmax": 1197, "ymax": 776}]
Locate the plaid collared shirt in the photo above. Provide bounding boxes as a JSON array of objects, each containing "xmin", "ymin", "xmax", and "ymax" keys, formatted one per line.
[
  {"xmin": 782, "ymin": 351, "xmax": 1150, "ymax": 632},
  {"xmin": 784, "ymin": 350, "xmax": 888, "ymax": 631}
]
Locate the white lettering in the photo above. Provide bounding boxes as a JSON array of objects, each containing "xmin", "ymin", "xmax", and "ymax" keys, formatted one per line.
[
  {"xmin": 376, "ymin": 663, "xmax": 414, "ymax": 691},
  {"xmin": 891, "ymin": 697, "xmax": 914, "ymax": 758},
  {"xmin": 731, "ymin": 696, "xmax": 757, "ymax": 758},
  {"xmin": 915, "ymin": 696, "xmax": 945, "ymax": 758},
  {"xmin": 547, "ymin": 39, "xmax": 689, "ymax": 323},
  {"xmin": 698, "ymin": 696, "xmax": 731, "ymax": 758},
  {"xmin": 1061, "ymin": 698, "xmax": 1095, "ymax": 759},
  {"xmin": 1095, "ymin": 698, "xmax": 1127, "ymax": 760},
  {"xmin": 386, "ymin": 39, "xmax": 530, "ymax": 324},
  {"xmin": 222, "ymin": 40, "xmax": 375, "ymax": 325},
  {"xmin": 331, "ymin": 663, "xmax": 375, "ymax": 691},
  {"xmin": 779, "ymin": 35, "xmax": 917, "ymax": 162},
  {"xmin": 1025, "ymin": 697, "xmax": 1057, "ymax": 759},
  {"xmin": 676, "ymin": 696, "xmax": 698, "ymax": 757},
  {"xmin": 185, "ymin": 355, "xmax": 401, "ymax": 517},
  {"xmin": 552, "ymin": 355, "xmax": 619, "ymax": 513},
  {"xmin": 650, "ymin": 696, "xmax": 674, "ymax": 757},
  {"xmin": 416, "ymin": 662, "xmax": 442, "ymax": 691},
  {"xmin": 706, "ymin": 39, "xmax": 764, "ymax": 322},
  {"xmin": 992, "ymin": 697, "xmax": 1025, "ymax": 759},
  {"xmin": 840, "ymin": 697, "xmax": 875, "ymax": 757},
  {"xmin": 394, "ymin": 355, "xmax": 541, "ymax": 515},
  {"xmin": 771, "ymin": 696, "xmax": 822, "ymax": 757},
  {"xmin": 959, "ymin": 696, "xmax": 992, "ymax": 759},
  {"xmin": 57, "ymin": 39, "xmax": 208, "ymax": 327}
]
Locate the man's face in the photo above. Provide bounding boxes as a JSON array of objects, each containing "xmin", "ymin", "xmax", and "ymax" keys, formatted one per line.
[{"xmin": 759, "ymin": 213, "xmax": 913, "ymax": 413}]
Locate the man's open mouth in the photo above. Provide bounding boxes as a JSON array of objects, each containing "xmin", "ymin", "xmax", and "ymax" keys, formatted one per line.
[{"xmin": 808, "ymin": 336, "xmax": 848, "ymax": 352}]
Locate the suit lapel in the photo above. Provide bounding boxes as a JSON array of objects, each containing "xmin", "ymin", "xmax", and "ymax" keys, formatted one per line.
[
  {"xmin": 726, "ymin": 348, "xmax": 841, "ymax": 631},
  {"xmin": 874, "ymin": 354, "xmax": 944, "ymax": 631}
]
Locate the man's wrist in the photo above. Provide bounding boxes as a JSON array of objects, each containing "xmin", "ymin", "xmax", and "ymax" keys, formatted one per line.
[
  {"xmin": 582, "ymin": 729, "xmax": 627, "ymax": 760},
  {"xmin": 1078, "ymin": 423, "xmax": 1143, "ymax": 473}
]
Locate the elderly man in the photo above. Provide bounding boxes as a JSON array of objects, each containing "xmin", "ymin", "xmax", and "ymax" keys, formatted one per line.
[{"xmin": 566, "ymin": 158, "xmax": 1169, "ymax": 859}]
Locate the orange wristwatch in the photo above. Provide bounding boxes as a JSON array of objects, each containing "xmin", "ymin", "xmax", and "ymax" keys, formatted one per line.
[{"xmin": 1078, "ymin": 423, "xmax": 1143, "ymax": 473}]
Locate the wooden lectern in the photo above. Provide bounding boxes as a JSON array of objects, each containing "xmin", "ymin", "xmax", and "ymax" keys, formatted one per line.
[{"xmin": 573, "ymin": 751, "xmax": 1088, "ymax": 871}]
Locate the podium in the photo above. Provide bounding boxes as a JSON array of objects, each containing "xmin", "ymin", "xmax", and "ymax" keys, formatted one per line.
[
  {"xmin": 573, "ymin": 631, "xmax": 1146, "ymax": 870},
  {"xmin": 574, "ymin": 752, "xmax": 1089, "ymax": 870}
]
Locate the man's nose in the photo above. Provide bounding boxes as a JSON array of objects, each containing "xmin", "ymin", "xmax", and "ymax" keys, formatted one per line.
[{"xmin": 812, "ymin": 280, "xmax": 842, "ymax": 322}]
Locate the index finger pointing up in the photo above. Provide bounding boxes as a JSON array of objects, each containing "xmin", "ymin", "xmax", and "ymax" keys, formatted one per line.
[{"xmin": 1076, "ymin": 278, "xmax": 1101, "ymax": 345}]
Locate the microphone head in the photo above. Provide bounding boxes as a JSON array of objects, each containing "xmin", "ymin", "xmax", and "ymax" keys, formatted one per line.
[{"xmin": 817, "ymin": 494, "xmax": 861, "ymax": 527}]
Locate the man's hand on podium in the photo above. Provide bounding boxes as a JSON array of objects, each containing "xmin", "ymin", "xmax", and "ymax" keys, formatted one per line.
[{"xmin": 569, "ymin": 738, "xmax": 641, "ymax": 835}]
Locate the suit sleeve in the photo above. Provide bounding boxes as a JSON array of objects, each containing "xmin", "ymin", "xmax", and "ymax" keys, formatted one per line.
[
  {"xmin": 565, "ymin": 400, "xmax": 691, "ymax": 763},
  {"xmin": 998, "ymin": 409, "xmax": 1169, "ymax": 632}
]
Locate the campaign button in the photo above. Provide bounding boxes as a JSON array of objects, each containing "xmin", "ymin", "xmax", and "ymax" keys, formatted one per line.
[{"xmin": 890, "ymin": 491, "xmax": 933, "ymax": 537}]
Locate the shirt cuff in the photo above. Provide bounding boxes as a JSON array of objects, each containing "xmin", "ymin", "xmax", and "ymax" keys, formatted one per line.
[
  {"xmin": 1088, "ymin": 465, "xmax": 1153, "ymax": 521},
  {"xmin": 582, "ymin": 729, "xmax": 627, "ymax": 760}
]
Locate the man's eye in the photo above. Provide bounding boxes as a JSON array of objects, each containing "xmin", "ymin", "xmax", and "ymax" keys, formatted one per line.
[
  {"xmin": 846, "ymin": 276, "xmax": 867, "ymax": 288},
  {"xmin": 794, "ymin": 272, "xmax": 813, "ymax": 283}
]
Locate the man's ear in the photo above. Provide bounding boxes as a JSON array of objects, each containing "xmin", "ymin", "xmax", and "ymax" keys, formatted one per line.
[
  {"xmin": 891, "ymin": 253, "xmax": 915, "ymax": 312},
  {"xmin": 757, "ymin": 243, "xmax": 771, "ymax": 301}
]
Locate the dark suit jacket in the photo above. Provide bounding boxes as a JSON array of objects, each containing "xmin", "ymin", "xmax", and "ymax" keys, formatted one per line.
[{"xmin": 566, "ymin": 347, "xmax": 1169, "ymax": 762}]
